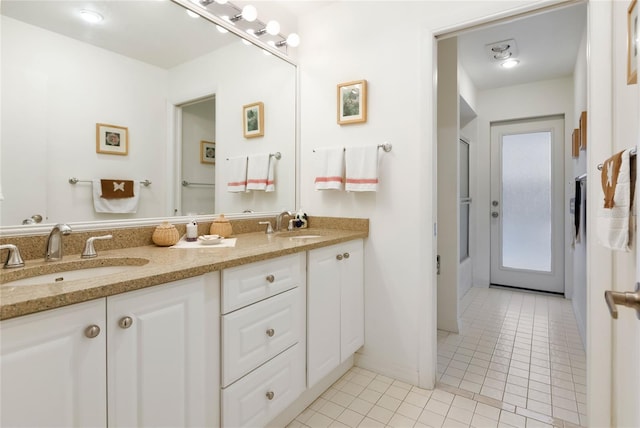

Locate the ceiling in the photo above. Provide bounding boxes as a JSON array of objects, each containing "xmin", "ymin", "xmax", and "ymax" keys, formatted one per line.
[
  {"xmin": 456, "ymin": 2, "xmax": 587, "ymax": 91},
  {"xmin": 2, "ymin": 1, "xmax": 587, "ymax": 87}
]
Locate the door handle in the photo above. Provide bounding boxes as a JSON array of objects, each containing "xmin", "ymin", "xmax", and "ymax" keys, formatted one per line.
[{"xmin": 604, "ymin": 283, "xmax": 640, "ymax": 319}]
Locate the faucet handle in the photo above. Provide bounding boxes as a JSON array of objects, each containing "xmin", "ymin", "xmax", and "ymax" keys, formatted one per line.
[
  {"xmin": 0, "ymin": 244, "xmax": 25, "ymax": 268},
  {"xmin": 82, "ymin": 235, "xmax": 113, "ymax": 258},
  {"xmin": 258, "ymin": 221, "xmax": 274, "ymax": 234}
]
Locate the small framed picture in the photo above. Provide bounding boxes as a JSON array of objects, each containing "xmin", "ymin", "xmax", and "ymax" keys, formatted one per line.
[
  {"xmin": 200, "ymin": 140, "xmax": 216, "ymax": 164},
  {"xmin": 628, "ymin": 0, "xmax": 638, "ymax": 85},
  {"xmin": 579, "ymin": 111, "xmax": 587, "ymax": 150},
  {"xmin": 96, "ymin": 123, "xmax": 128, "ymax": 155},
  {"xmin": 243, "ymin": 102, "xmax": 264, "ymax": 138},
  {"xmin": 337, "ymin": 79, "xmax": 367, "ymax": 125}
]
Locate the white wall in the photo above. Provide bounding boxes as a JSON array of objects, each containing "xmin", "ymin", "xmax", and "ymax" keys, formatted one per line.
[
  {"xmin": 167, "ymin": 42, "xmax": 297, "ymax": 215},
  {"xmin": 1, "ymin": 17, "xmax": 169, "ymax": 224},
  {"xmin": 473, "ymin": 78, "xmax": 574, "ymax": 291},
  {"xmin": 297, "ymin": 0, "xmax": 546, "ymax": 387},
  {"xmin": 571, "ymin": 26, "xmax": 588, "ymax": 348}
]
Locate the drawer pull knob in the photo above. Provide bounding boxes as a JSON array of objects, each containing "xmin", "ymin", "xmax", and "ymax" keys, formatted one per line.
[
  {"xmin": 266, "ymin": 328, "xmax": 275, "ymax": 337},
  {"xmin": 266, "ymin": 274, "xmax": 275, "ymax": 283},
  {"xmin": 343, "ymin": 252, "xmax": 350, "ymax": 259},
  {"xmin": 84, "ymin": 325, "xmax": 101, "ymax": 338},
  {"xmin": 266, "ymin": 391, "xmax": 275, "ymax": 400},
  {"xmin": 119, "ymin": 316, "xmax": 133, "ymax": 329},
  {"xmin": 336, "ymin": 254, "xmax": 343, "ymax": 261}
]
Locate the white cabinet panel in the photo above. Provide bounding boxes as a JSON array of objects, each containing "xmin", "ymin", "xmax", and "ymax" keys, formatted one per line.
[
  {"xmin": 222, "ymin": 344, "xmax": 304, "ymax": 428},
  {"xmin": 340, "ymin": 240, "xmax": 365, "ymax": 361},
  {"xmin": 222, "ymin": 287, "xmax": 301, "ymax": 387},
  {"xmin": 107, "ymin": 273, "xmax": 219, "ymax": 428},
  {"xmin": 0, "ymin": 299, "xmax": 107, "ymax": 428},
  {"xmin": 307, "ymin": 239, "xmax": 364, "ymax": 388},
  {"xmin": 222, "ymin": 253, "xmax": 304, "ymax": 313}
]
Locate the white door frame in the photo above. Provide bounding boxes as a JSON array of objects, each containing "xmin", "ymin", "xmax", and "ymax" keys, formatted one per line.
[{"xmin": 428, "ymin": 1, "xmax": 614, "ymax": 425}]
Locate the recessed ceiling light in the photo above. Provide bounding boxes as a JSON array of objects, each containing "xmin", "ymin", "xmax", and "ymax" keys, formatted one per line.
[
  {"xmin": 501, "ymin": 59, "xmax": 520, "ymax": 69},
  {"xmin": 79, "ymin": 9, "xmax": 103, "ymax": 24}
]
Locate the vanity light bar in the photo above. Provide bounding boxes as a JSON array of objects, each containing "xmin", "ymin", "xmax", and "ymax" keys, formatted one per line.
[{"xmin": 69, "ymin": 177, "xmax": 152, "ymax": 186}]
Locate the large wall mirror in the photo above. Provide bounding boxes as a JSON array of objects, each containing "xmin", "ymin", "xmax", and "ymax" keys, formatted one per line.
[{"xmin": 0, "ymin": 0, "xmax": 297, "ymax": 233}]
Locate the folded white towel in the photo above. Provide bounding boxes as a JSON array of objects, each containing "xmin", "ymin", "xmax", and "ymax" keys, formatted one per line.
[
  {"xmin": 597, "ymin": 148, "xmax": 632, "ymax": 251},
  {"xmin": 92, "ymin": 179, "xmax": 140, "ymax": 213},
  {"xmin": 265, "ymin": 156, "xmax": 276, "ymax": 192},
  {"xmin": 345, "ymin": 146, "xmax": 379, "ymax": 192},
  {"xmin": 227, "ymin": 156, "xmax": 247, "ymax": 193},
  {"xmin": 247, "ymin": 154, "xmax": 271, "ymax": 191},
  {"xmin": 314, "ymin": 147, "xmax": 344, "ymax": 190}
]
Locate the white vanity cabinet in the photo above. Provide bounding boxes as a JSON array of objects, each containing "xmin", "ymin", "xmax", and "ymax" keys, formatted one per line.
[
  {"xmin": 0, "ymin": 273, "xmax": 219, "ymax": 428},
  {"xmin": 307, "ymin": 239, "xmax": 364, "ymax": 388},
  {"xmin": 107, "ymin": 273, "xmax": 219, "ymax": 427},
  {"xmin": 221, "ymin": 253, "xmax": 306, "ymax": 428},
  {"xmin": 0, "ymin": 299, "xmax": 107, "ymax": 428}
]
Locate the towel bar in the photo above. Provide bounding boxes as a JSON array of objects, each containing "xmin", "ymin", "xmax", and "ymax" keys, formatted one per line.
[
  {"xmin": 597, "ymin": 147, "xmax": 637, "ymax": 170},
  {"xmin": 69, "ymin": 177, "xmax": 152, "ymax": 186},
  {"xmin": 182, "ymin": 181, "xmax": 215, "ymax": 187},
  {"xmin": 225, "ymin": 152, "xmax": 281, "ymax": 161},
  {"xmin": 312, "ymin": 142, "xmax": 393, "ymax": 153}
]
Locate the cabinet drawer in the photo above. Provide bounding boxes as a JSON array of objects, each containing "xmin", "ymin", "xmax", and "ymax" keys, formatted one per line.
[
  {"xmin": 222, "ymin": 288, "xmax": 301, "ymax": 387},
  {"xmin": 221, "ymin": 344, "xmax": 304, "ymax": 428},
  {"xmin": 222, "ymin": 253, "xmax": 304, "ymax": 313}
]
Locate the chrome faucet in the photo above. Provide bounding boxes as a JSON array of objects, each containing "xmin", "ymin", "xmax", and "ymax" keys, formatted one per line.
[
  {"xmin": 0, "ymin": 244, "xmax": 25, "ymax": 268},
  {"xmin": 275, "ymin": 211, "xmax": 293, "ymax": 232},
  {"xmin": 45, "ymin": 223, "xmax": 72, "ymax": 261}
]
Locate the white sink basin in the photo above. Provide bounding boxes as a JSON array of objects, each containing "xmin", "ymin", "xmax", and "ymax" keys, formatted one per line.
[{"xmin": 2, "ymin": 258, "xmax": 149, "ymax": 287}]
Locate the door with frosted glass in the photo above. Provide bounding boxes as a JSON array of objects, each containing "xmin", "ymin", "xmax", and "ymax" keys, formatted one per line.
[{"xmin": 490, "ymin": 117, "xmax": 564, "ymax": 293}]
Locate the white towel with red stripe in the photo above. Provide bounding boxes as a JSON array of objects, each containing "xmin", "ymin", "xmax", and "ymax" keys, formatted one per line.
[
  {"xmin": 314, "ymin": 147, "xmax": 344, "ymax": 190},
  {"xmin": 345, "ymin": 146, "xmax": 379, "ymax": 192},
  {"xmin": 226, "ymin": 156, "xmax": 247, "ymax": 192},
  {"xmin": 247, "ymin": 154, "xmax": 272, "ymax": 191}
]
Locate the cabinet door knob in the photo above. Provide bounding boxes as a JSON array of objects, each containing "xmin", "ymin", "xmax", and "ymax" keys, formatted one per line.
[
  {"xmin": 118, "ymin": 316, "xmax": 133, "ymax": 329},
  {"xmin": 343, "ymin": 252, "xmax": 350, "ymax": 259},
  {"xmin": 266, "ymin": 274, "xmax": 275, "ymax": 283},
  {"xmin": 84, "ymin": 325, "xmax": 101, "ymax": 338},
  {"xmin": 336, "ymin": 254, "xmax": 343, "ymax": 261},
  {"xmin": 266, "ymin": 391, "xmax": 275, "ymax": 400},
  {"xmin": 266, "ymin": 328, "xmax": 275, "ymax": 337}
]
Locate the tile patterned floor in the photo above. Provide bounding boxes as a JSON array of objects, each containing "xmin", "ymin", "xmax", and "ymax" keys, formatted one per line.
[{"xmin": 289, "ymin": 287, "xmax": 587, "ymax": 428}]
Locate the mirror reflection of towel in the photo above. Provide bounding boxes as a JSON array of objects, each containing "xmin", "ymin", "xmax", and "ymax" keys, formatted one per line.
[
  {"xmin": 601, "ymin": 151, "xmax": 623, "ymax": 208},
  {"xmin": 100, "ymin": 179, "xmax": 135, "ymax": 199}
]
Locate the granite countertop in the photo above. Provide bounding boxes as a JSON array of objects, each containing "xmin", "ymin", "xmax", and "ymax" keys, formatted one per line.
[{"xmin": 0, "ymin": 228, "xmax": 367, "ymax": 320}]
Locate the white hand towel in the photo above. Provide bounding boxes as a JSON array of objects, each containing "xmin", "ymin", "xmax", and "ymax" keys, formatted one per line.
[
  {"xmin": 227, "ymin": 156, "xmax": 247, "ymax": 193},
  {"xmin": 345, "ymin": 146, "xmax": 379, "ymax": 192},
  {"xmin": 314, "ymin": 147, "xmax": 344, "ymax": 190},
  {"xmin": 92, "ymin": 179, "xmax": 140, "ymax": 213},
  {"xmin": 265, "ymin": 156, "xmax": 276, "ymax": 192},
  {"xmin": 247, "ymin": 154, "xmax": 271, "ymax": 191},
  {"xmin": 597, "ymin": 148, "xmax": 632, "ymax": 251}
]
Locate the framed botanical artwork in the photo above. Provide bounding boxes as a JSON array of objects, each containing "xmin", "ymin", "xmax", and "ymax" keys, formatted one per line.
[
  {"xmin": 572, "ymin": 129, "xmax": 580, "ymax": 158},
  {"xmin": 628, "ymin": 0, "xmax": 638, "ymax": 85},
  {"xmin": 243, "ymin": 102, "xmax": 264, "ymax": 138},
  {"xmin": 337, "ymin": 79, "xmax": 367, "ymax": 125},
  {"xmin": 200, "ymin": 140, "xmax": 216, "ymax": 164},
  {"xmin": 579, "ymin": 111, "xmax": 587, "ymax": 150},
  {"xmin": 96, "ymin": 123, "xmax": 128, "ymax": 155}
]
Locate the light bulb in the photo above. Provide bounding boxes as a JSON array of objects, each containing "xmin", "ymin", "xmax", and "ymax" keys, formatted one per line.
[
  {"xmin": 214, "ymin": 0, "xmax": 228, "ymax": 3},
  {"xmin": 216, "ymin": 25, "xmax": 228, "ymax": 33},
  {"xmin": 79, "ymin": 9, "xmax": 103, "ymax": 23},
  {"xmin": 186, "ymin": 10, "xmax": 200, "ymax": 18},
  {"xmin": 242, "ymin": 5, "xmax": 257, "ymax": 22},
  {"xmin": 286, "ymin": 33, "xmax": 300, "ymax": 48},
  {"xmin": 501, "ymin": 59, "xmax": 520, "ymax": 69},
  {"xmin": 266, "ymin": 20, "xmax": 280, "ymax": 36}
]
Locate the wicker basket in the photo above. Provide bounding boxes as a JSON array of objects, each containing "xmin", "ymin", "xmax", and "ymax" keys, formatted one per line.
[
  {"xmin": 152, "ymin": 221, "xmax": 180, "ymax": 246},
  {"xmin": 209, "ymin": 214, "xmax": 233, "ymax": 238}
]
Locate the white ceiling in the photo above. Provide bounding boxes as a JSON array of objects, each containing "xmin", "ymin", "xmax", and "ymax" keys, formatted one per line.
[
  {"xmin": 2, "ymin": 0, "xmax": 587, "ymax": 87},
  {"xmin": 457, "ymin": 3, "xmax": 587, "ymax": 91}
]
